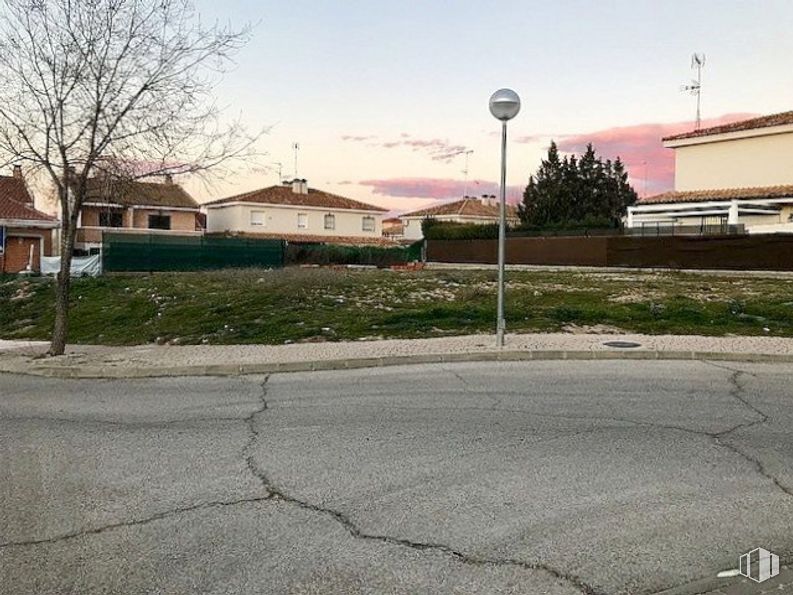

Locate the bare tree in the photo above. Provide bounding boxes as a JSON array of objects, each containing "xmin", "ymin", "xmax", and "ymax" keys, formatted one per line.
[{"xmin": 0, "ymin": 0, "xmax": 258, "ymax": 355}]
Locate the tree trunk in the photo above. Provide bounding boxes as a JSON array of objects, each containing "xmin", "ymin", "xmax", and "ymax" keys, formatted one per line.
[{"xmin": 48, "ymin": 222, "xmax": 76, "ymax": 356}]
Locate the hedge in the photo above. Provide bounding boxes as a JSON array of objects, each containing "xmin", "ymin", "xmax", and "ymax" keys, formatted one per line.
[
  {"xmin": 285, "ymin": 241, "xmax": 423, "ymax": 267},
  {"xmin": 423, "ymin": 218, "xmax": 621, "ymax": 240}
]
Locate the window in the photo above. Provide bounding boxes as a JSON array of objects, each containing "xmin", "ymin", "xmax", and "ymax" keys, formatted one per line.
[
  {"xmin": 362, "ymin": 216, "xmax": 376, "ymax": 232},
  {"xmin": 297, "ymin": 213, "xmax": 308, "ymax": 229},
  {"xmin": 99, "ymin": 211, "xmax": 123, "ymax": 227},
  {"xmin": 250, "ymin": 210, "xmax": 266, "ymax": 226},
  {"xmin": 148, "ymin": 214, "xmax": 171, "ymax": 230},
  {"xmin": 324, "ymin": 213, "xmax": 335, "ymax": 230}
]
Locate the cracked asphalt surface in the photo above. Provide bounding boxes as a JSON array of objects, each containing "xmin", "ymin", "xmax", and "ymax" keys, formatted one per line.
[{"xmin": 1, "ymin": 360, "xmax": 792, "ymax": 594}]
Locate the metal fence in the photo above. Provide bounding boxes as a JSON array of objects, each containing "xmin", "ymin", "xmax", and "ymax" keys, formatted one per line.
[
  {"xmin": 623, "ymin": 223, "xmax": 746, "ymax": 237},
  {"xmin": 103, "ymin": 233, "xmax": 285, "ymax": 272}
]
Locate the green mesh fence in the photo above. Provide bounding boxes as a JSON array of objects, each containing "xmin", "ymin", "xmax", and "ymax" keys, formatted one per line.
[{"xmin": 102, "ymin": 233, "xmax": 285, "ymax": 272}]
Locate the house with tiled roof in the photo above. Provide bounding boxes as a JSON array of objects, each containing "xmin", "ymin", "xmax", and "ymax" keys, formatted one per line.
[
  {"xmin": 204, "ymin": 179, "xmax": 390, "ymax": 245},
  {"xmin": 75, "ymin": 173, "xmax": 202, "ymax": 253},
  {"xmin": 398, "ymin": 196, "xmax": 520, "ymax": 240},
  {"xmin": 0, "ymin": 166, "xmax": 59, "ymax": 273},
  {"xmin": 627, "ymin": 110, "xmax": 793, "ymax": 233}
]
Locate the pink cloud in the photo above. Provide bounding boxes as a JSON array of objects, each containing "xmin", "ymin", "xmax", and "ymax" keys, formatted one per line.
[
  {"xmin": 358, "ymin": 177, "xmax": 523, "ymax": 202},
  {"xmin": 341, "ymin": 134, "xmax": 377, "ymax": 142},
  {"xmin": 555, "ymin": 113, "xmax": 756, "ymax": 195},
  {"xmin": 341, "ymin": 133, "xmax": 469, "ymax": 163},
  {"xmin": 515, "ymin": 133, "xmax": 566, "ymax": 144}
]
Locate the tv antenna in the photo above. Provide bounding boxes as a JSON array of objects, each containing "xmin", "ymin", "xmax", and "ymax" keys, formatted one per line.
[
  {"xmin": 292, "ymin": 143, "xmax": 300, "ymax": 178},
  {"xmin": 681, "ymin": 53, "xmax": 705, "ymax": 129},
  {"xmin": 270, "ymin": 161, "xmax": 283, "ymax": 182},
  {"xmin": 460, "ymin": 149, "xmax": 474, "ymax": 198}
]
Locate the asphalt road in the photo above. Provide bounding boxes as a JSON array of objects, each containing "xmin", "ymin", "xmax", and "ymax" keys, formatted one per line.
[{"xmin": 1, "ymin": 360, "xmax": 792, "ymax": 595}]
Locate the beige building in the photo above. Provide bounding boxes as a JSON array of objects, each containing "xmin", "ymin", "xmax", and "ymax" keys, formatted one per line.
[
  {"xmin": 75, "ymin": 175, "xmax": 202, "ymax": 254},
  {"xmin": 204, "ymin": 179, "xmax": 390, "ymax": 245},
  {"xmin": 399, "ymin": 196, "xmax": 520, "ymax": 240},
  {"xmin": 627, "ymin": 111, "xmax": 793, "ymax": 233}
]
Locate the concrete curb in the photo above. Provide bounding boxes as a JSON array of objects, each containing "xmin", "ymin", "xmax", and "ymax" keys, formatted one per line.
[{"xmin": 3, "ymin": 349, "xmax": 793, "ymax": 379}]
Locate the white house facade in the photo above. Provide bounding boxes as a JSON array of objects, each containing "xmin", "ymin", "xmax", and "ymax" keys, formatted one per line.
[
  {"xmin": 399, "ymin": 196, "xmax": 520, "ymax": 240},
  {"xmin": 204, "ymin": 179, "xmax": 389, "ymax": 244},
  {"xmin": 627, "ymin": 111, "xmax": 793, "ymax": 234}
]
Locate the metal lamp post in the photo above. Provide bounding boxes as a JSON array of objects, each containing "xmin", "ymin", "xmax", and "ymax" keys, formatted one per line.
[{"xmin": 488, "ymin": 88, "xmax": 521, "ymax": 347}]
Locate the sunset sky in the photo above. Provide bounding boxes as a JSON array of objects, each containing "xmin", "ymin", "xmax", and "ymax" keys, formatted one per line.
[{"xmin": 191, "ymin": 0, "xmax": 793, "ymax": 213}]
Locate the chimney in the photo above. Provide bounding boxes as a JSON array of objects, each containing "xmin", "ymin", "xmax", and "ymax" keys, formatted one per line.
[
  {"xmin": 164, "ymin": 173, "xmax": 173, "ymax": 184},
  {"xmin": 12, "ymin": 165, "xmax": 22, "ymax": 180},
  {"xmin": 291, "ymin": 178, "xmax": 308, "ymax": 195}
]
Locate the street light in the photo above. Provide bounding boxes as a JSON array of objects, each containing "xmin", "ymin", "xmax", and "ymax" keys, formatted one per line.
[{"xmin": 489, "ymin": 88, "xmax": 520, "ymax": 347}]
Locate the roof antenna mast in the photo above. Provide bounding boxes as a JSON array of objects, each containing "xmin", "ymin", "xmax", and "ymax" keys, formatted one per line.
[
  {"xmin": 292, "ymin": 143, "xmax": 300, "ymax": 178},
  {"xmin": 681, "ymin": 53, "xmax": 706, "ymax": 129},
  {"xmin": 461, "ymin": 149, "xmax": 474, "ymax": 199}
]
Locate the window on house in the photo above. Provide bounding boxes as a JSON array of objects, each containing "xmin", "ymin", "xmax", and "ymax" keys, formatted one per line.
[
  {"xmin": 297, "ymin": 213, "xmax": 308, "ymax": 229},
  {"xmin": 250, "ymin": 211, "xmax": 266, "ymax": 226},
  {"xmin": 148, "ymin": 214, "xmax": 171, "ymax": 230},
  {"xmin": 98, "ymin": 211, "xmax": 123, "ymax": 227},
  {"xmin": 362, "ymin": 216, "xmax": 376, "ymax": 232},
  {"xmin": 324, "ymin": 213, "xmax": 335, "ymax": 230}
]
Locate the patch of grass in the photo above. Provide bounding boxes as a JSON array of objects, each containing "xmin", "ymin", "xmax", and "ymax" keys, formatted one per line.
[{"xmin": 2, "ymin": 268, "xmax": 793, "ymax": 345}]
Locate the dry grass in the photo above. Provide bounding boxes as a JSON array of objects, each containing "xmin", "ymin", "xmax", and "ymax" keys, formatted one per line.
[{"xmin": 2, "ymin": 267, "xmax": 793, "ymax": 345}]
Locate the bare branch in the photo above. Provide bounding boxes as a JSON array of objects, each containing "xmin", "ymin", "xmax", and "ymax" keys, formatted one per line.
[{"xmin": 0, "ymin": 0, "xmax": 262, "ymax": 354}]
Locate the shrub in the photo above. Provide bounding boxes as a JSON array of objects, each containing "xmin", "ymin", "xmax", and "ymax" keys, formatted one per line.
[
  {"xmin": 423, "ymin": 222, "xmax": 500, "ymax": 241},
  {"xmin": 424, "ymin": 216, "xmax": 620, "ymax": 241},
  {"xmin": 285, "ymin": 241, "xmax": 423, "ymax": 267}
]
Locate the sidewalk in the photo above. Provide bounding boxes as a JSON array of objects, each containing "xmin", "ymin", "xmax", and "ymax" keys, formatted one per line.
[{"xmin": 3, "ymin": 332, "xmax": 793, "ymax": 378}]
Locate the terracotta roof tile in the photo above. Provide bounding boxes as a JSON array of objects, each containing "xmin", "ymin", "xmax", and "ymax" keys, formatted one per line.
[
  {"xmin": 205, "ymin": 185, "xmax": 387, "ymax": 212},
  {"xmin": 639, "ymin": 184, "xmax": 793, "ymax": 204},
  {"xmin": 0, "ymin": 176, "xmax": 56, "ymax": 223},
  {"xmin": 83, "ymin": 177, "xmax": 199, "ymax": 209},
  {"xmin": 663, "ymin": 111, "xmax": 793, "ymax": 142},
  {"xmin": 401, "ymin": 198, "xmax": 518, "ymax": 219}
]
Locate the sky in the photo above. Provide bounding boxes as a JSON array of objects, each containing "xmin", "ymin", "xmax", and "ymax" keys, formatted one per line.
[{"xmin": 189, "ymin": 0, "xmax": 793, "ymax": 213}]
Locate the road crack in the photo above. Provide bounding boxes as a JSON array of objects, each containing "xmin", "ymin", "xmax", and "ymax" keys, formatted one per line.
[
  {"xmin": 264, "ymin": 482, "xmax": 603, "ymax": 595},
  {"xmin": 0, "ymin": 495, "xmax": 271, "ymax": 549},
  {"xmin": 1, "ymin": 376, "xmax": 275, "ymax": 551},
  {"xmin": 710, "ymin": 369, "xmax": 793, "ymax": 498},
  {"xmin": 245, "ymin": 374, "xmax": 602, "ymax": 594}
]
